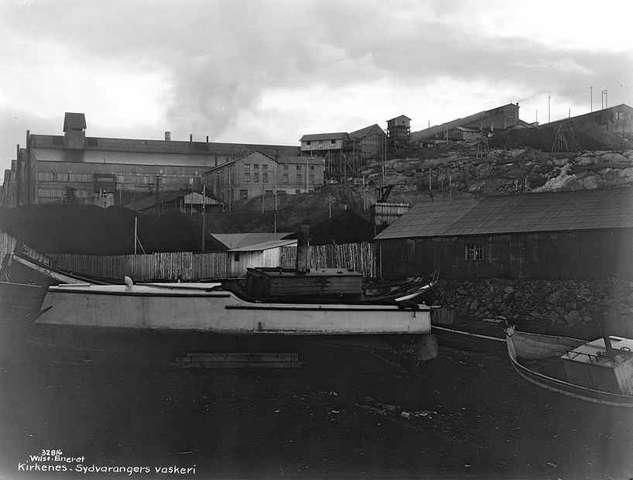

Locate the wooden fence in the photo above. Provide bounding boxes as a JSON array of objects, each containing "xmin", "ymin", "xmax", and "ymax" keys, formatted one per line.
[
  {"xmin": 280, "ymin": 242, "xmax": 375, "ymax": 277},
  {"xmin": 0, "ymin": 232, "xmax": 17, "ymax": 257},
  {"xmin": 49, "ymin": 252, "xmax": 230, "ymax": 282},
  {"xmin": 49, "ymin": 242, "xmax": 376, "ymax": 282}
]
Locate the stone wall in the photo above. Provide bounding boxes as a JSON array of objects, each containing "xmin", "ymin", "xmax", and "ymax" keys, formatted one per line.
[{"xmin": 434, "ymin": 278, "xmax": 633, "ymax": 339}]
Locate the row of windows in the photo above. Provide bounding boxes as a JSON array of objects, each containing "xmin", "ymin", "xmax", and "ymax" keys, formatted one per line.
[
  {"xmin": 238, "ymin": 189, "xmax": 303, "ymax": 200},
  {"xmin": 240, "ymin": 163, "xmax": 318, "ymax": 184},
  {"xmin": 38, "ymin": 188, "xmax": 91, "ymax": 198},
  {"xmin": 37, "ymin": 172, "xmax": 201, "ymax": 185},
  {"xmin": 304, "ymin": 140, "xmax": 338, "ymax": 146}
]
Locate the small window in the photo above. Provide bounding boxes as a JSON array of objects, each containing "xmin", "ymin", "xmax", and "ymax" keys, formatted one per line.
[
  {"xmin": 234, "ymin": 252, "xmax": 240, "ymax": 262},
  {"xmin": 465, "ymin": 244, "xmax": 486, "ymax": 261},
  {"xmin": 306, "ymin": 141, "xmax": 311, "ymax": 146},
  {"xmin": 331, "ymin": 139, "xmax": 336, "ymax": 144},
  {"xmin": 239, "ymin": 189, "xmax": 248, "ymax": 200}
]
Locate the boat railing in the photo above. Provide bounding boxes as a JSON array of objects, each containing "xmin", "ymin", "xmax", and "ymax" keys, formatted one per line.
[{"xmin": 565, "ymin": 347, "xmax": 632, "ymax": 363}]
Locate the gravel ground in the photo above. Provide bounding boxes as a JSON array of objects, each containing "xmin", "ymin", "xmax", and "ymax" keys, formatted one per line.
[{"xmin": 0, "ymin": 336, "xmax": 632, "ymax": 480}]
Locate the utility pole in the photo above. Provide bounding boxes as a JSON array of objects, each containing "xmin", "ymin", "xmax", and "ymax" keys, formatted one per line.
[
  {"xmin": 548, "ymin": 95, "xmax": 551, "ymax": 123},
  {"xmin": 201, "ymin": 183, "xmax": 206, "ymax": 252},
  {"xmin": 273, "ymin": 166, "xmax": 277, "ymax": 233},
  {"xmin": 590, "ymin": 86, "xmax": 593, "ymax": 112},
  {"xmin": 134, "ymin": 216, "xmax": 138, "ymax": 255}
]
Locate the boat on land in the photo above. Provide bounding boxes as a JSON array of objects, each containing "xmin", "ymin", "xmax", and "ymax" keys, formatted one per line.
[
  {"xmin": 30, "ymin": 225, "xmax": 437, "ymax": 366},
  {"xmin": 30, "ymin": 278, "xmax": 434, "ymax": 366},
  {"xmin": 506, "ymin": 327, "xmax": 633, "ymax": 407}
]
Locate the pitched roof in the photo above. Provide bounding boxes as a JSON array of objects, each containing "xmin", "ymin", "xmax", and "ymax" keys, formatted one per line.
[
  {"xmin": 300, "ymin": 132, "xmax": 349, "ymax": 142},
  {"xmin": 125, "ymin": 190, "xmax": 221, "ymax": 212},
  {"xmin": 209, "ymin": 232, "xmax": 295, "ymax": 251},
  {"xmin": 63, "ymin": 112, "xmax": 86, "ymax": 132},
  {"xmin": 410, "ymin": 103, "xmax": 518, "ymax": 141},
  {"xmin": 375, "ymin": 188, "xmax": 633, "ymax": 240},
  {"xmin": 30, "ymin": 134, "xmax": 300, "ymax": 158},
  {"xmin": 387, "ymin": 115, "xmax": 411, "ymax": 122},
  {"xmin": 542, "ymin": 104, "xmax": 633, "ymax": 129},
  {"xmin": 350, "ymin": 124, "xmax": 385, "ymax": 139}
]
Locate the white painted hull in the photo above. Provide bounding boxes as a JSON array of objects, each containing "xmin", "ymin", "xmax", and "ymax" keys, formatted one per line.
[{"xmin": 37, "ymin": 283, "xmax": 431, "ymax": 335}]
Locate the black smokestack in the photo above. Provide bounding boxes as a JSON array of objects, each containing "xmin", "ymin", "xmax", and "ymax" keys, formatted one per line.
[{"xmin": 296, "ymin": 224, "xmax": 310, "ymax": 273}]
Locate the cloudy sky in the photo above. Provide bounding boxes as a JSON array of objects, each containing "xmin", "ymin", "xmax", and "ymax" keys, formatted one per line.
[{"xmin": 1, "ymin": 0, "xmax": 632, "ymax": 172}]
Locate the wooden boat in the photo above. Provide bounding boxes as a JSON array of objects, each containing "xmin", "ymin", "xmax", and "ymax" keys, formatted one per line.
[
  {"xmin": 28, "ymin": 277, "xmax": 436, "ymax": 366},
  {"xmin": 37, "ymin": 279, "xmax": 431, "ymax": 335},
  {"xmin": 506, "ymin": 327, "xmax": 633, "ymax": 407},
  {"xmin": 0, "ymin": 247, "xmax": 104, "ymax": 319}
]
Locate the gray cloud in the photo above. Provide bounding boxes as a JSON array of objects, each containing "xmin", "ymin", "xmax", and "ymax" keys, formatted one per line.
[{"xmin": 1, "ymin": 0, "xmax": 632, "ymax": 163}]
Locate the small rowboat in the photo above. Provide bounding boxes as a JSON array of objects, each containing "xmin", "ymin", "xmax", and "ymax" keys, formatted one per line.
[{"xmin": 506, "ymin": 327, "xmax": 633, "ymax": 408}]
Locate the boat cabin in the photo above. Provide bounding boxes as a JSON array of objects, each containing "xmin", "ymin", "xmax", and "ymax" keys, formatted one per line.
[
  {"xmin": 245, "ymin": 267, "xmax": 363, "ymax": 300},
  {"xmin": 561, "ymin": 337, "xmax": 633, "ymax": 395}
]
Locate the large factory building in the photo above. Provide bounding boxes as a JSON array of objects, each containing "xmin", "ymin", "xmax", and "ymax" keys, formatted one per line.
[{"xmin": 1, "ymin": 112, "xmax": 301, "ymax": 208}]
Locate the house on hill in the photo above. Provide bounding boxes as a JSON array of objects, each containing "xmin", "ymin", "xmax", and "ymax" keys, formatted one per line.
[
  {"xmin": 386, "ymin": 115, "xmax": 411, "ymax": 155},
  {"xmin": 375, "ymin": 188, "xmax": 633, "ymax": 280},
  {"xmin": 202, "ymin": 151, "xmax": 324, "ymax": 205},
  {"xmin": 349, "ymin": 124, "xmax": 386, "ymax": 163}
]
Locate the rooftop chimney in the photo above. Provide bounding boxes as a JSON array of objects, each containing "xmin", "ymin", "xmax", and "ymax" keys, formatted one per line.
[
  {"xmin": 63, "ymin": 112, "xmax": 86, "ymax": 149},
  {"xmin": 164, "ymin": 131, "xmax": 171, "ymax": 141}
]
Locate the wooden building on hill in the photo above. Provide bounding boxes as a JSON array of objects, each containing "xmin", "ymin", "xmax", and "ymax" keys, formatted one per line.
[{"xmin": 375, "ymin": 188, "xmax": 633, "ymax": 280}]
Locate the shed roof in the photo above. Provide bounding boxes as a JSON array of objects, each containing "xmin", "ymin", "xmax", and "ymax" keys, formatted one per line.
[
  {"xmin": 300, "ymin": 132, "xmax": 349, "ymax": 142},
  {"xmin": 387, "ymin": 115, "xmax": 411, "ymax": 122},
  {"xmin": 410, "ymin": 103, "xmax": 518, "ymax": 141},
  {"xmin": 375, "ymin": 188, "xmax": 633, "ymax": 240},
  {"xmin": 350, "ymin": 124, "xmax": 385, "ymax": 139},
  {"xmin": 63, "ymin": 112, "xmax": 86, "ymax": 132},
  {"xmin": 209, "ymin": 232, "xmax": 295, "ymax": 251},
  {"xmin": 125, "ymin": 190, "xmax": 221, "ymax": 212}
]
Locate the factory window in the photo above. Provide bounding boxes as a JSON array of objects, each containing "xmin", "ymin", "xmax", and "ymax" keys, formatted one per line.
[
  {"xmin": 282, "ymin": 166, "xmax": 289, "ymax": 183},
  {"xmin": 38, "ymin": 172, "xmax": 54, "ymax": 181},
  {"xmin": 243, "ymin": 164, "xmax": 250, "ymax": 182},
  {"xmin": 262, "ymin": 165, "xmax": 269, "ymax": 183},
  {"xmin": 234, "ymin": 252, "xmax": 240, "ymax": 262},
  {"xmin": 253, "ymin": 164, "xmax": 259, "ymax": 183},
  {"xmin": 465, "ymin": 243, "xmax": 486, "ymax": 261},
  {"xmin": 239, "ymin": 189, "xmax": 248, "ymax": 201},
  {"xmin": 331, "ymin": 140, "xmax": 336, "ymax": 144},
  {"xmin": 306, "ymin": 141, "xmax": 311, "ymax": 146}
]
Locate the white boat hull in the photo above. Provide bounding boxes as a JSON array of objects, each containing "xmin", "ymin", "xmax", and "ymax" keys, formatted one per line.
[{"xmin": 37, "ymin": 284, "xmax": 431, "ymax": 336}]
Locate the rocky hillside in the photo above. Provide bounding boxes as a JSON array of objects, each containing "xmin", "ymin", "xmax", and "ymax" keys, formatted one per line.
[{"xmin": 358, "ymin": 145, "xmax": 633, "ymax": 204}]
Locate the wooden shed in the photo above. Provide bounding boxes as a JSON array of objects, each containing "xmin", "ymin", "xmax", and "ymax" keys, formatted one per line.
[
  {"xmin": 374, "ymin": 188, "xmax": 633, "ymax": 280},
  {"xmin": 208, "ymin": 233, "xmax": 297, "ymax": 278}
]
